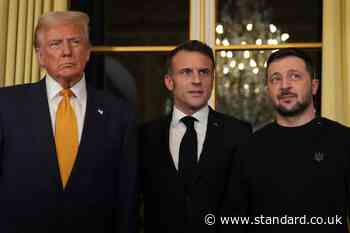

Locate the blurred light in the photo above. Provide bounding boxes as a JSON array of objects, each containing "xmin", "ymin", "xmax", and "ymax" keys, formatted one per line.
[
  {"xmin": 238, "ymin": 63, "xmax": 245, "ymax": 70},
  {"xmin": 256, "ymin": 38, "xmax": 262, "ymax": 45},
  {"xmin": 216, "ymin": 38, "xmax": 221, "ymax": 45},
  {"xmin": 281, "ymin": 33, "xmax": 290, "ymax": 41},
  {"xmin": 244, "ymin": 84, "xmax": 250, "ymax": 90},
  {"xmin": 269, "ymin": 24, "xmax": 277, "ymax": 33},
  {"xmin": 253, "ymin": 68, "xmax": 259, "ymax": 74},
  {"xmin": 264, "ymin": 61, "xmax": 267, "ymax": 68},
  {"xmin": 249, "ymin": 59, "xmax": 257, "ymax": 67},
  {"xmin": 229, "ymin": 60, "xmax": 236, "ymax": 68},
  {"xmin": 246, "ymin": 23, "xmax": 253, "ymax": 31},
  {"xmin": 223, "ymin": 66, "xmax": 230, "ymax": 74},
  {"xmin": 226, "ymin": 51, "xmax": 233, "ymax": 58},
  {"xmin": 254, "ymin": 87, "xmax": 260, "ymax": 93},
  {"xmin": 224, "ymin": 81, "xmax": 230, "ymax": 88},
  {"xmin": 272, "ymin": 49, "xmax": 279, "ymax": 53},
  {"xmin": 222, "ymin": 38, "xmax": 230, "ymax": 46},
  {"xmin": 243, "ymin": 50, "xmax": 250, "ymax": 59},
  {"xmin": 220, "ymin": 51, "xmax": 226, "ymax": 58},
  {"xmin": 267, "ymin": 39, "xmax": 278, "ymax": 45},
  {"xmin": 241, "ymin": 41, "xmax": 247, "ymax": 45},
  {"xmin": 216, "ymin": 24, "xmax": 224, "ymax": 34}
]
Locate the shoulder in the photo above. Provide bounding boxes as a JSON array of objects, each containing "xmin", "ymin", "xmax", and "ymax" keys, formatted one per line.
[
  {"xmin": 317, "ymin": 117, "xmax": 349, "ymax": 129},
  {"xmin": 253, "ymin": 121, "xmax": 275, "ymax": 136},
  {"xmin": 87, "ymin": 86, "xmax": 136, "ymax": 129},
  {"xmin": 0, "ymin": 82, "xmax": 38, "ymax": 97},
  {"xmin": 89, "ymin": 85, "xmax": 134, "ymax": 113},
  {"xmin": 140, "ymin": 115, "xmax": 170, "ymax": 133},
  {"xmin": 210, "ymin": 109, "xmax": 252, "ymax": 132},
  {"xmin": 316, "ymin": 117, "xmax": 350, "ymax": 136},
  {"xmin": 0, "ymin": 82, "xmax": 42, "ymax": 109}
]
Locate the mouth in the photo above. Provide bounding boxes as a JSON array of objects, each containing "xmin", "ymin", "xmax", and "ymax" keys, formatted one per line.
[
  {"xmin": 59, "ymin": 63, "xmax": 75, "ymax": 69},
  {"xmin": 189, "ymin": 90, "xmax": 204, "ymax": 97},
  {"xmin": 278, "ymin": 94, "xmax": 297, "ymax": 104}
]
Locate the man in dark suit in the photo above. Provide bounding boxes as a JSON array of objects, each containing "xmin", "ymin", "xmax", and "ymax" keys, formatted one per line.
[
  {"xmin": 0, "ymin": 11, "xmax": 138, "ymax": 233},
  {"xmin": 140, "ymin": 40, "xmax": 251, "ymax": 233}
]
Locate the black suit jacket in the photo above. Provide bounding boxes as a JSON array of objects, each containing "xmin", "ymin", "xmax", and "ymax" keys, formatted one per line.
[
  {"xmin": 140, "ymin": 108, "xmax": 251, "ymax": 233},
  {"xmin": 0, "ymin": 79, "xmax": 138, "ymax": 233}
]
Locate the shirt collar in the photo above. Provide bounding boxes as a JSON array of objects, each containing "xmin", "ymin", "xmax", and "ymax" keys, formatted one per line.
[
  {"xmin": 171, "ymin": 105, "xmax": 209, "ymax": 127},
  {"xmin": 46, "ymin": 74, "xmax": 87, "ymax": 103}
]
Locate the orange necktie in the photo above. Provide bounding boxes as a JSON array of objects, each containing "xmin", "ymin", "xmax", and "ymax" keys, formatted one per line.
[{"xmin": 55, "ymin": 89, "xmax": 78, "ymax": 188}]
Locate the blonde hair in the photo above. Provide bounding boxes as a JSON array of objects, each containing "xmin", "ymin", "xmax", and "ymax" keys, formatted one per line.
[{"xmin": 34, "ymin": 11, "xmax": 90, "ymax": 48}]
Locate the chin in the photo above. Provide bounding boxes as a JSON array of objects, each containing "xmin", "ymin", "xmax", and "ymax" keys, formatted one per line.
[{"xmin": 189, "ymin": 103, "xmax": 207, "ymax": 111}]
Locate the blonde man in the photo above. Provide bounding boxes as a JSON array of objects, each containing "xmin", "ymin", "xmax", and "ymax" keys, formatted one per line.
[{"xmin": 0, "ymin": 11, "xmax": 137, "ymax": 233}]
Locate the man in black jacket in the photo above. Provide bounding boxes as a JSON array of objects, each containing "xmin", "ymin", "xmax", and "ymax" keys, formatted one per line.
[
  {"xmin": 140, "ymin": 40, "xmax": 251, "ymax": 233},
  {"xmin": 221, "ymin": 48, "xmax": 350, "ymax": 233}
]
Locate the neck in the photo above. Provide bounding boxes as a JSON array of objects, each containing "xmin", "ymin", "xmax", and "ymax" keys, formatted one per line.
[
  {"xmin": 174, "ymin": 104, "xmax": 207, "ymax": 116},
  {"xmin": 55, "ymin": 76, "xmax": 82, "ymax": 89},
  {"xmin": 276, "ymin": 105, "xmax": 316, "ymax": 127}
]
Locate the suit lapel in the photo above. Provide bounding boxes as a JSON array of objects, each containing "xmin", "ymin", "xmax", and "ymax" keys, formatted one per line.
[
  {"xmin": 160, "ymin": 115, "xmax": 179, "ymax": 176},
  {"xmin": 27, "ymin": 79, "xmax": 63, "ymax": 192},
  {"xmin": 194, "ymin": 108, "xmax": 223, "ymax": 182},
  {"xmin": 65, "ymin": 85, "xmax": 105, "ymax": 189}
]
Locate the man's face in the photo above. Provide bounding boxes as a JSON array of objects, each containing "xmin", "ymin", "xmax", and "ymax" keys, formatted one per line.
[
  {"xmin": 36, "ymin": 23, "xmax": 90, "ymax": 86},
  {"xmin": 266, "ymin": 56, "xmax": 319, "ymax": 117},
  {"xmin": 164, "ymin": 51, "xmax": 214, "ymax": 115}
]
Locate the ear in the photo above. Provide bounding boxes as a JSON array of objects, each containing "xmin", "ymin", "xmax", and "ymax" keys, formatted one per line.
[
  {"xmin": 264, "ymin": 82, "xmax": 270, "ymax": 94},
  {"xmin": 85, "ymin": 44, "xmax": 91, "ymax": 62},
  {"xmin": 35, "ymin": 47, "xmax": 46, "ymax": 68},
  {"xmin": 311, "ymin": 79, "xmax": 319, "ymax": 96},
  {"xmin": 164, "ymin": 74, "xmax": 174, "ymax": 91}
]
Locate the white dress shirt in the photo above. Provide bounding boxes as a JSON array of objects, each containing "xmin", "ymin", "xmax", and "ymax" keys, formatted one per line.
[
  {"xmin": 169, "ymin": 105, "xmax": 209, "ymax": 170},
  {"xmin": 46, "ymin": 74, "xmax": 87, "ymax": 143}
]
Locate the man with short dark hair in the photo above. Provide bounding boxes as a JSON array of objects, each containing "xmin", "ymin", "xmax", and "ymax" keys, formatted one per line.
[
  {"xmin": 140, "ymin": 40, "xmax": 251, "ymax": 233},
  {"xmin": 221, "ymin": 48, "xmax": 350, "ymax": 233}
]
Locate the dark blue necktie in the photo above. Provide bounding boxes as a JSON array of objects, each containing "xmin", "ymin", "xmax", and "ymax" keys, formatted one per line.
[{"xmin": 179, "ymin": 116, "xmax": 198, "ymax": 191}]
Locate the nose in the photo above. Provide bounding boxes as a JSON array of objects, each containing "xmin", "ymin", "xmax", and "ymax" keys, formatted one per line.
[
  {"xmin": 62, "ymin": 41, "xmax": 72, "ymax": 56},
  {"xmin": 192, "ymin": 71, "xmax": 201, "ymax": 84},
  {"xmin": 281, "ymin": 76, "xmax": 291, "ymax": 89}
]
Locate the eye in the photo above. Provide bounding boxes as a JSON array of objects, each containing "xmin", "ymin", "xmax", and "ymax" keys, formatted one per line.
[
  {"xmin": 180, "ymin": 68, "xmax": 193, "ymax": 76},
  {"xmin": 49, "ymin": 41, "xmax": 61, "ymax": 48},
  {"xmin": 289, "ymin": 73, "xmax": 302, "ymax": 80},
  {"xmin": 269, "ymin": 74, "xmax": 282, "ymax": 84},
  {"xmin": 71, "ymin": 38, "xmax": 81, "ymax": 46},
  {"xmin": 199, "ymin": 68, "xmax": 211, "ymax": 76}
]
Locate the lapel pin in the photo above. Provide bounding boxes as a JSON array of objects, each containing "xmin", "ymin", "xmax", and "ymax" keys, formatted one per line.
[
  {"xmin": 97, "ymin": 109, "xmax": 104, "ymax": 115},
  {"xmin": 213, "ymin": 122, "xmax": 219, "ymax": 127},
  {"xmin": 314, "ymin": 152, "xmax": 324, "ymax": 163}
]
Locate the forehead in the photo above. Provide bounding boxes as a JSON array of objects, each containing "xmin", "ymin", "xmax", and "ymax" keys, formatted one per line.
[
  {"xmin": 40, "ymin": 23, "xmax": 84, "ymax": 40},
  {"xmin": 268, "ymin": 56, "xmax": 308, "ymax": 74},
  {"xmin": 171, "ymin": 51, "xmax": 213, "ymax": 69}
]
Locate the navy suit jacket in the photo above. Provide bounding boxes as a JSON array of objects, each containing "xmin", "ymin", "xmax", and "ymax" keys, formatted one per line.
[
  {"xmin": 0, "ymin": 79, "xmax": 138, "ymax": 233},
  {"xmin": 140, "ymin": 108, "xmax": 251, "ymax": 233}
]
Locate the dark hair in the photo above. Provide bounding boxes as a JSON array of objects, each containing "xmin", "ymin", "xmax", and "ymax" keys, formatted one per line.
[
  {"xmin": 266, "ymin": 48, "xmax": 316, "ymax": 81},
  {"xmin": 166, "ymin": 40, "xmax": 215, "ymax": 74}
]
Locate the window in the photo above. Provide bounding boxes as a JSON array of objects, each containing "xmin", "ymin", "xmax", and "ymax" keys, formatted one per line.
[
  {"xmin": 70, "ymin": 0, "xmax": 189, "ymax": 123},
  {"xmin": 70, "ymin": 0, "xmax": 322, "ymax": 127},
  {"xmin": 215, "ymin": 0, "xmax": 322, "ymax": 129}
]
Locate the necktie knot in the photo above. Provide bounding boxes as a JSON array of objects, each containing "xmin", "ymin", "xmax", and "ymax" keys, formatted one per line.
[
  {"xmin": 181, "ymin": 116, "xmax": 197, "ymax": 129},
  {"xmin": 59, "ymin": 89, "xmax": 74, "ymax": 98}
]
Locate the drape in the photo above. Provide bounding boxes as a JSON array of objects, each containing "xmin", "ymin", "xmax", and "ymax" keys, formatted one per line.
[{"xmin": 0, "ymin": 0, "xmax": 68, "ymax": 86}]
